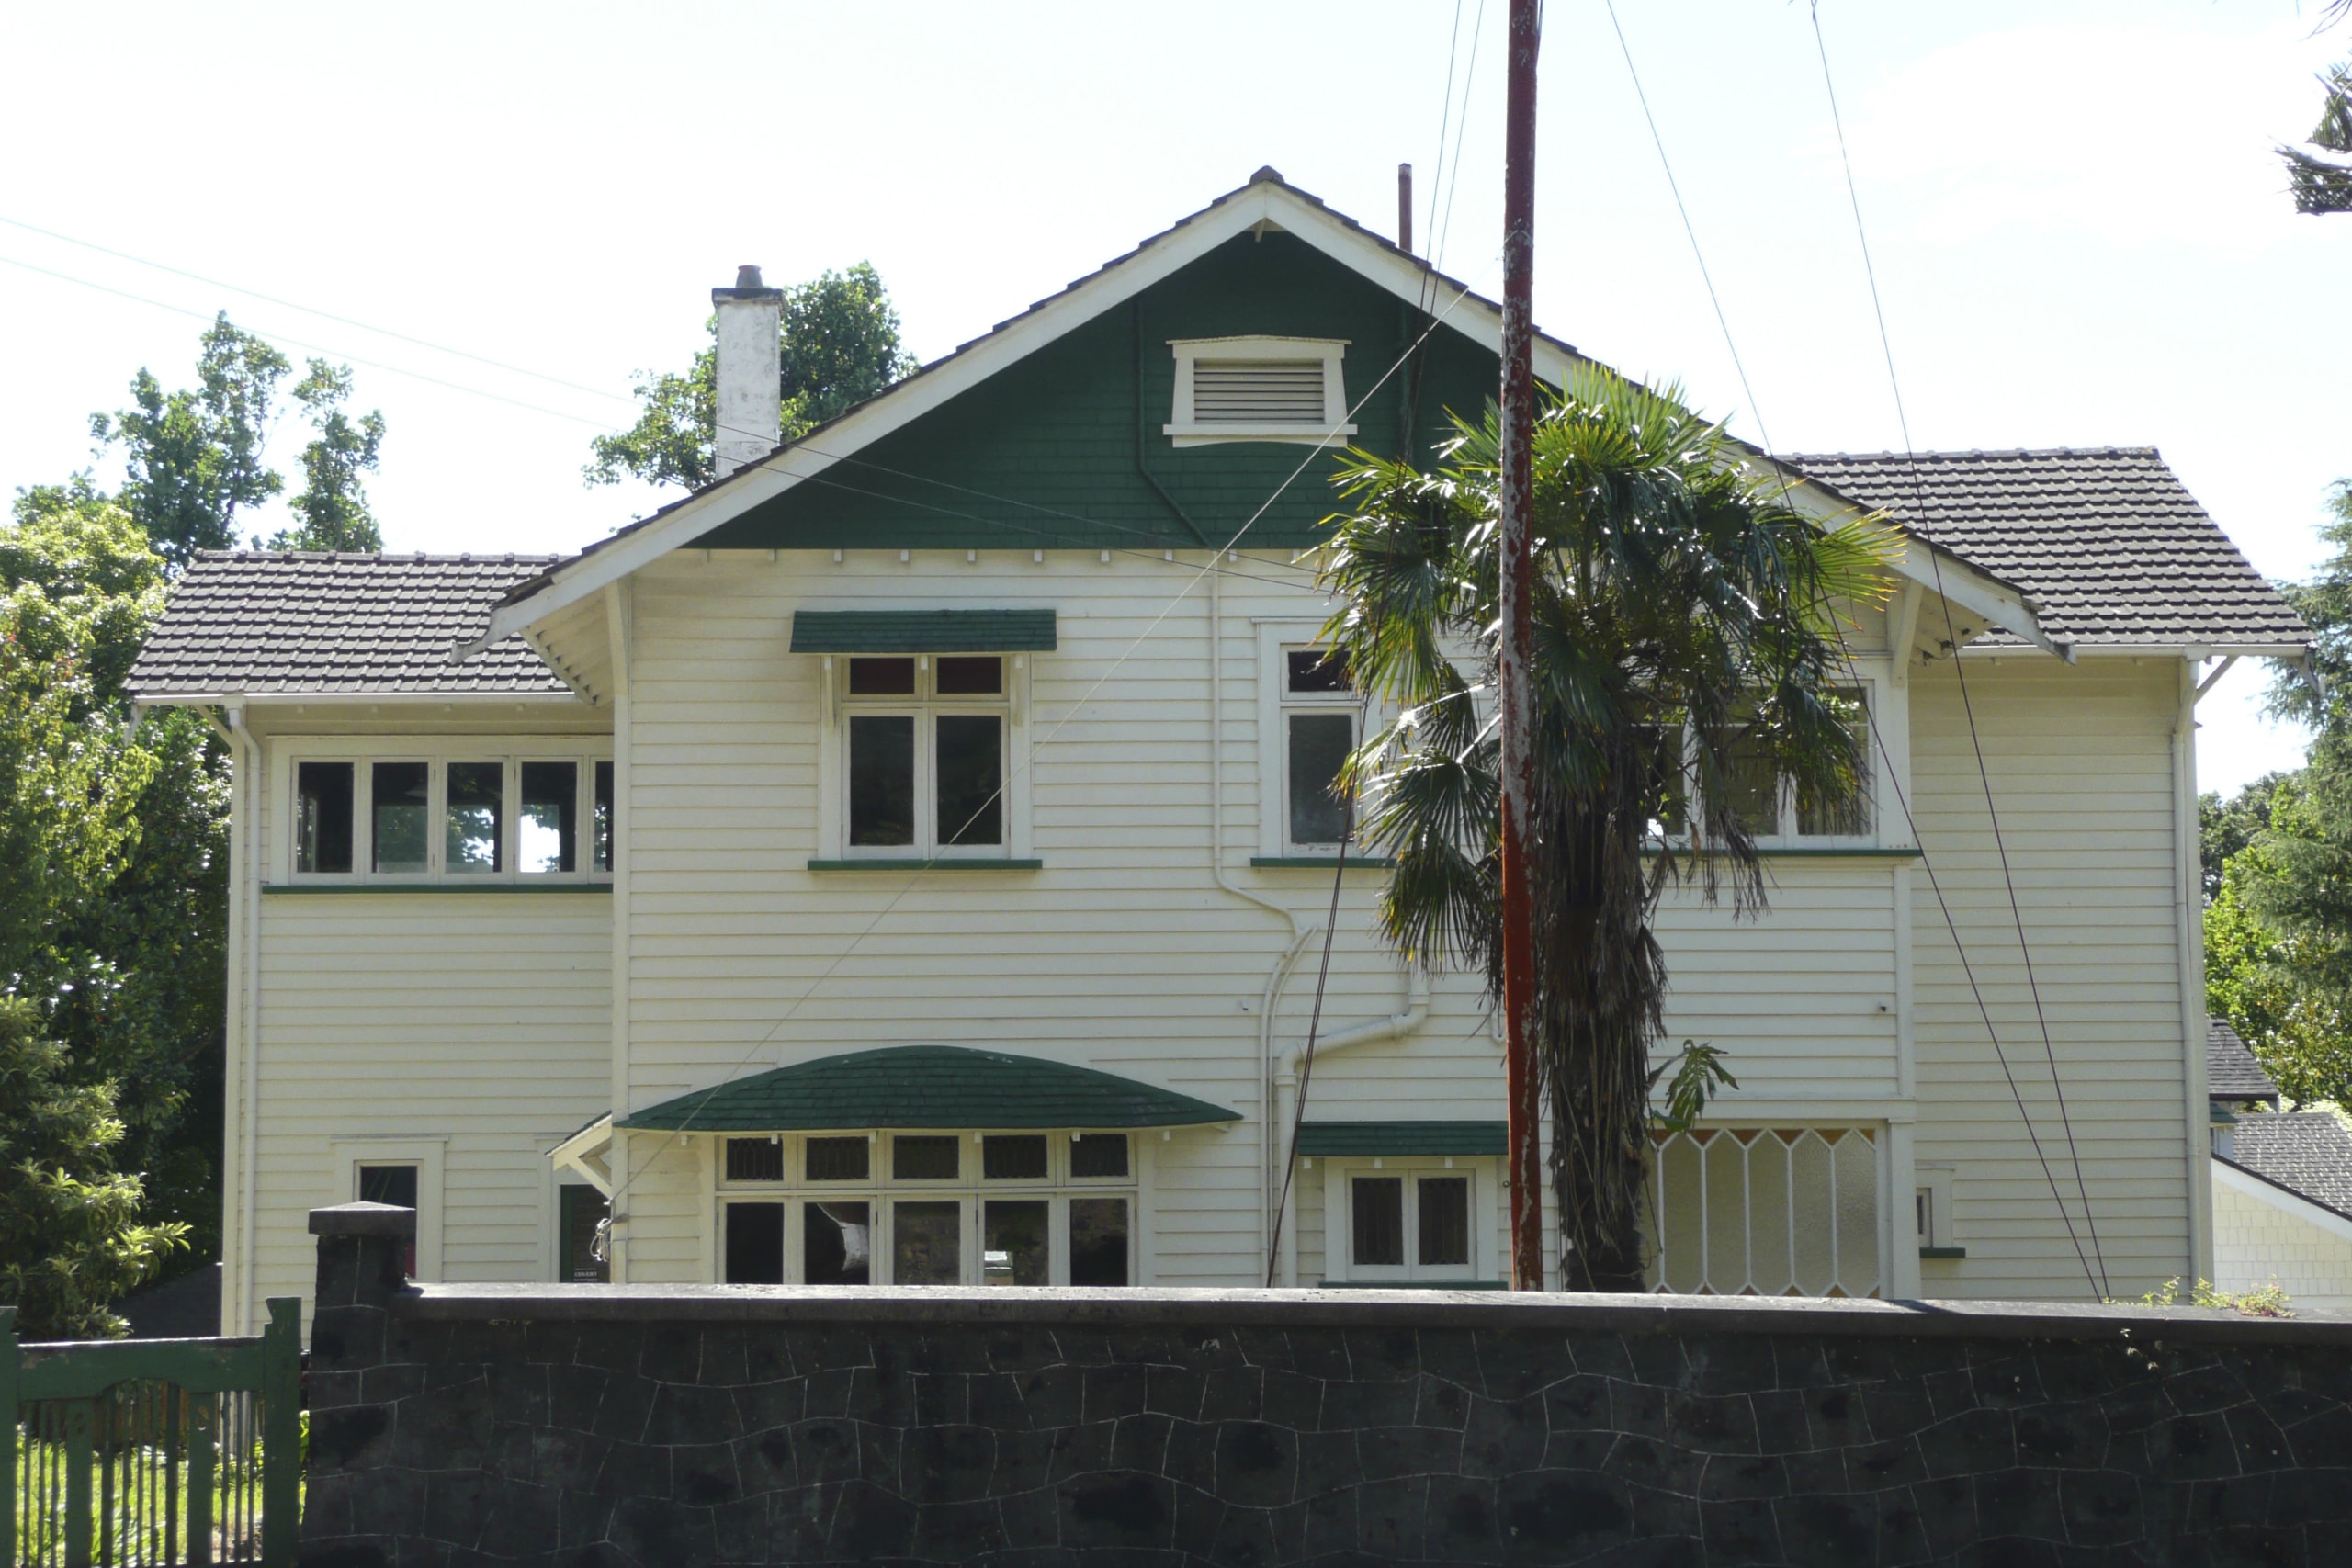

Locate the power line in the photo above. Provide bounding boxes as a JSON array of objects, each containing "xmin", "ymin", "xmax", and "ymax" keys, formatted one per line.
[
  {"xmin": 0, "ymin": 251, "xmax": 628, "ymax": 434},
  {"xmin": 0, "ymin": 213, "xmax": 632, "ymax": 404},
  {"xmin": 595, "ymin": 254, "xmax": 1506, "ymax": 1231},
  {"xmin": 1605, "ymin": 1, "xmax": 2108, "ymax": 1298},
  {"xmin": 1805, "ymin": 0, "xmax": 2109, "ymax": 1299},
  {"xmin": 1432, "ymin": 0, "xmax": 1491, "ymax": 276}
]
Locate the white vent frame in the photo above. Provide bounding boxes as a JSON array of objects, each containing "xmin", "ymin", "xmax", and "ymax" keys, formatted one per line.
[{"xmin": 1165, "ymin": 336, "xmax": 1355, "ymax": 448}]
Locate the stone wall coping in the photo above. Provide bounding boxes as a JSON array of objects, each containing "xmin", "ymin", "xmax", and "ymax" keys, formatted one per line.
[
  {"xmin": 387, "ymin": 1281, "xmax": 2352, "ymax": 1346},
  {"xmin": 308, "ymin": 1201, "xmax": 417, "ymax": 1237}
]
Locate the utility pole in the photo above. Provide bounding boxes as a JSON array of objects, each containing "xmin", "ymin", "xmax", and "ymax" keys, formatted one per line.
[{"xmin": 1498, "ymin": 0, "xmax": 1544, "ymax": 1291}]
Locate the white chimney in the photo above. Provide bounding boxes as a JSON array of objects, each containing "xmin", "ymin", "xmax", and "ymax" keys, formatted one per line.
[{"xmin": 711, "ymin": 265, "xmax": 784, "ymax": 479}]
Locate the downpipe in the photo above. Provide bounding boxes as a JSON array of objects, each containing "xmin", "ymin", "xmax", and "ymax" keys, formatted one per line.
[{"xmin": 1272, "ymin": 966, "xmax": 1430, "ymax": 1284}]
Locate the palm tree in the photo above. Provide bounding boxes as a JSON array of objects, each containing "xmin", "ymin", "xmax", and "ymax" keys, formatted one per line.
[{"xmin": 1318, "ymin": 367, "xmax": 1897, "ymax": 1290}]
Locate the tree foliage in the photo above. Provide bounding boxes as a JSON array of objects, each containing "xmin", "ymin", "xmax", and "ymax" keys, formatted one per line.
[
  {"xmin": 1318, "ymin": 368, "xmax": 1897, "ymax": 1289},
  {"xmin": 0, "ymin": 492, "xmax": 200, "ymax": 1335},
  {"xmin": 91, "ymin": 316, "xmax": 387, "ymax": 562},
  {"xmin": 2283, "ymin": 62, "xmax": 2352, "ymax": 216},
  {"xmin": 269, "ymin": 361, "xmax": 386, "ymax": 553},
  {"xmin": 584, "ymin": 263, "xmax": 918, "ymax": 491}
]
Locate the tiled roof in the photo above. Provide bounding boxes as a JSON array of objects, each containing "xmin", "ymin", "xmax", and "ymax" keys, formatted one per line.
[
  {"xmin": 620, "ymin": 1044, "xmax": 1240, "ymax": 1132},
  {"xmin": 126, "ymin": 552, "xmax": 567, "ymax": 697},
  {"xmin": 1785, "ymin": 448, "xmax": 2308, "ymax": 649},
  {"xmin": 2209, "ymin": 1020, "xmax": 2282, "ymax": 1104},
  {"xmin": 2228, "ymin": 1111, "xmax": 2352, "ymax": 1220}
]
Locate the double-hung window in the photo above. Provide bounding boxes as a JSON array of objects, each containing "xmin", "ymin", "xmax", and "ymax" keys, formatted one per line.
[
  {"xmin": 840, "ymin": 655, "xmax": 1009, "ymax": 860},
  {"xmin": 1282, "ymin": 648, "xmax": 1358, "ymax": 852},
  {"xmin": 1651, "ymin": 686, "xmax": 1876, "ymax": 848},
  {"xmin": 289, "ymin": 747, "xmax": 614, "ymax": 883}
]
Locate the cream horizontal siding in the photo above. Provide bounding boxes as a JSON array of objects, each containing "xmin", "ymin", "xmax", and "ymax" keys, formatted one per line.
[
  {"xmin": 243, "ymin": 893, "xmax": 610, "ymax": 1327},
  {"xmin": 2211, "ymin": 1165, "xmax": 2352, "ymax": 1312},
  {"xmin": 1907, "ymin": 657, "xmax": 2189, "ymax": 1302}
]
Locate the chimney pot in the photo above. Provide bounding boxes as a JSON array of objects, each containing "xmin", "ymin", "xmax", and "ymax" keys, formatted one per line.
[{"xmin": 735, "ymin": 265, "xmax": 765, "ymax": 290}]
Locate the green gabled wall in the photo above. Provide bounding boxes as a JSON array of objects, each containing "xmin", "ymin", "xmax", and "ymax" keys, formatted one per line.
[{"xmin": 698, "ymin": 231, "xmax": 1503, "ymax": 554}]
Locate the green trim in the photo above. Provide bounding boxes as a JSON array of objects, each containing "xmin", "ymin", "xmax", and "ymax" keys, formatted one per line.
[
  {"xmin": 1250, "ymin": 856, "xmax": 1396, "ymax": 869},
  {"xmin": 621, "ymin": 1043, "xmax": 1241, "ymax": 1132},
  {"xmin": 1313, "ymin": 1280, "xmax": 1511, "ymax": 1291},
  {"xmin": 806, "ymin": 858, "xmax": 1044, "ymax": 872},
  {"xmin": 263, "ymin": 881, "xmax": 614, "ymax": 895},
  {"xmin": 1639, "ymin": 846, "xmax": 1924, "ymax": 860},
  {"xmin": 1919, "ymin": 1247, "xmax": 1968, "ymax": 1260},
  {"xmin": 790, "ymin": 609, "xmax": 1057, "ymax": 653},
  {"xmin": 1295, "ymin": 1121, "xmax": 1508, "ymax": 1157}
]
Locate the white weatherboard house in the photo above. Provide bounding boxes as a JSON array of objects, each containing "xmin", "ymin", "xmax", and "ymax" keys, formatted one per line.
[{"xmin": 125, "ymin": 172, "xmax": 2311, "ymax": 1334}]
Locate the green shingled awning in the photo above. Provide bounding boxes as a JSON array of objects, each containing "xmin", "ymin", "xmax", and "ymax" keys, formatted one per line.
[
  {"xmin": 1293, "ymin": 1121, "xmax": 1507, "ymax": 1157},
  {"xmin": 788, "ymin": 609, "xmax": 1057, "ymax": 654},
  {"xmin": 619, "ymin": 1044, "xmax": 1238, "ymax": 1132}
]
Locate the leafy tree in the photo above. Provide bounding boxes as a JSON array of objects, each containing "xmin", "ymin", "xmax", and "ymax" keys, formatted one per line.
[
  {"xmin": 0, "ymin": 494, "xmax": 195, "ymax": 1334},
  {"xmin": 2200, "ymin": 772, "xmax": 2290, "ymax": 903},
  {"xmin": 266, "ymin": 361, "xmax": 386, "ymax": 553},
  {"xmin": 92, "ymin": 315, "xmax": 291, "ymax": 570},
  {"xmin": 2283, "ymin": 62, "xmax": 2352, "ymax": 216},
  {"xmin": 585, "ymin": 263, "xmax": 918, "ymax": 491},
  {"xmin": 2206, "ymin": 857, "xmax": 2352, "ymax": 1108},
  {"xmin": 1318, "ymin": 368, "xmax": 1897, "ymax": 1289}
]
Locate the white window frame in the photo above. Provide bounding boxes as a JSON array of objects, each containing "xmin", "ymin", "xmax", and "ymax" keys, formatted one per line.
[
  {"xmin": 1254, "ymin": 624, "xmax": 1374, "ymax": 860},
  {"xmin": 1164, "ymin": 336, "xmax": 1355, "ymax": 448},
  {"xmin": 1671, "ymin": 673, "xmax": 1889, "ymax": 850},
  {"xmin": 710, "ymin": 1128, "xmax": 1144, "ymax": 1285},
  {"xmin": 277, "ymin": 738, "xmax": 613, "ymax": 886},
  {"xmin": 1319, "ymin": 1157, "xmax": 1494, "ymax": 1284},
  {"xmin": 821, "ymin": 654, "xmax": 1029, "ymax": 862},
  {"xmin": 332, "ymin": 1135, "xmax": 445, "ymax": 1281},
  {"xmin": 1916, "ymin": 1164, "xmax": 1957, "ymax": 1252}
]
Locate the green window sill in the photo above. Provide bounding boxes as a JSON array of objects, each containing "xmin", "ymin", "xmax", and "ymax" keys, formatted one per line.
[
  {"xmin": 806, "ymin": 858, "xmax": 1045, "ymax": 872},
  {"xmin": 1919, "ymin": 1246, "xmax": 1967, "ymax": 1260},
  {"xmin": 264, "ymin": 882, "xmax": 614, "ymax": 895},
  {"xmin": 1250, "ymin": 856, "xmax": 1397, "ymax": 870},
  {"xmin": 1640, "ymin": 845, "xmax": 1925, "ymax": 860}
]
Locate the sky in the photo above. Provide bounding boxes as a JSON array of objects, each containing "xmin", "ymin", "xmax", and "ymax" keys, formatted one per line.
[{"xmin": 1, "ymin": 1, "xmax": 2343, "ymax": 798}]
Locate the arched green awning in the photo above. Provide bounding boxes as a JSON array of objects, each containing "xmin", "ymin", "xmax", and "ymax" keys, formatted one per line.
[{"xmin": 618, "ymin": 1044, "xmax": 1239, "ymax": 1133}]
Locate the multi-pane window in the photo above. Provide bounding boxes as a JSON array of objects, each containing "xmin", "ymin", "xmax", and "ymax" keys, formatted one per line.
[
  {"xmin": 1659, "ymin": 688, "xmax": 1875, "ymax": 846},
  {"xmin": 288, "ymin": 750, "xmax": 613, "ymax": 884},
  {"xmin": 1282, "ymin": 649, "xmax": 1357, "ymax": 852},
  {"xmin": 1341, "ymin": 1168, "xmax": 1476, "ymax": 1281},
  {"xmin": 841, "ymin": 655, "xmax": 1008, "ymax": 858},
  {"xmin": 717, "ymin": 1129, "xmax": 1136, "ymax": 1287}
]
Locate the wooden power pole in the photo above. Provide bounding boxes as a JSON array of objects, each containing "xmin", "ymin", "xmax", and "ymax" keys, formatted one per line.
[{"xmin": 1498, "ymin": 0, "xmax": 1544, "ymax": 1291}]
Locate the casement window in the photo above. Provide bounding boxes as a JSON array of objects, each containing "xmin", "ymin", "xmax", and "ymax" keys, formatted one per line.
[
  {"xmin": 837, "ymin": 655, "xmax": 1012, "ymax": 860},
  {"xmin": 1317, "ymin": 1159, "xmax": 1488, "ymax": 1283},
  {"xmin": 1656, "ymin": 686, "xmax": 1877, "ymax": 847},
  {"xmin": 1164, "ymin": 337, "xmax": 1355, "ymax": 447},
  {"xmin": 1281, "ymin": 647, "xmax": 1358, "ymax": 852},
  {"xmin": 334, "ymin": 1135, "xmax": 443, "ymax": 1280},
  {"xmin": 716, "ymin": 1130, "xmax": 1136, "ymax": 1286},
  {"xmin": 287, "ymin": 745, "xmax": 613, "ymax": 884}
]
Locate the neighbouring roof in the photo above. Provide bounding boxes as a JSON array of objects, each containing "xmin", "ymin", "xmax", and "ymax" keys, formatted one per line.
[
  {"xmin": 2225, "ymin": 1111, "xmax": 2352, "ymax": 1220},
  {"xmin": 1786, "ymin": 448, "xmax": 2309, "ymax": 651},
  {"xmin": 127, "ymin": 552, "xmax": 566, "ymax": 698},
  {"xmin": 619, "ymin": 1044, "xmax": 1240, "ymax": 1132},
  {"xmin": 1294, "ymin": 1122, "xmax": 1506, "ymax": 1157},
  {"xmin": 2209, "ymin": 1019, "xmax": 2282, "ymax": 1105},
  {"xmin": 788, "ymin": 609, "xmax": 1058, "ymax": 654}
]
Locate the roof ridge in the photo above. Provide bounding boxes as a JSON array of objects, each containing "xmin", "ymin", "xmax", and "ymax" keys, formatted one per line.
[
  {"xmin": 1785, "ymin": 446, "xmax": 2164, "ymax": 463},
  {"xmin": 191, "ymin": 549, "xmax": 563, "ymax": 565}
]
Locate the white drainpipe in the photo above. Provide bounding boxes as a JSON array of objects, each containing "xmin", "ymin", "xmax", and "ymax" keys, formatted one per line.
[{"xmin": 1272, "ymin": 965, "xmax": 1430, "ymax": 1284}]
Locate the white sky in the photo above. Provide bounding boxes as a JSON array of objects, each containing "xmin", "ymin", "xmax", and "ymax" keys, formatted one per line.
[{"xmin": 1, "ymin": 1, "xmax": 2341, "ymax": 799}]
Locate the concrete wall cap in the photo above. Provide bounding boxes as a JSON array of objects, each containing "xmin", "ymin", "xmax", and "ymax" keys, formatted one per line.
[
  {"xmin": 384, "ymin": 1281, "xmax": 2352, "ymax": 1346},
  {"xmin": 309, "ymin": 1201, "xmax": 417, "ymax": 1237}
]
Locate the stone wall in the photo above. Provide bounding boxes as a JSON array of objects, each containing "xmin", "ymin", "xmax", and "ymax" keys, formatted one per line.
[{"xmin": 300, "ymin": 1204, "xmax": 2352, "ymax": 1566}]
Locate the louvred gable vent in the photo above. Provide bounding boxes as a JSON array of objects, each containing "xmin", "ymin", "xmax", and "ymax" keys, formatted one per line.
[{"xmin": 1192, "ymin": 359, "xmax": 1326, "ymax": 423}]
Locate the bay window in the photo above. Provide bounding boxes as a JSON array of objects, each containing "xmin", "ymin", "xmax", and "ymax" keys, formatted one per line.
[{"xmin": 285, "ymin": 745, "xmax": 613, "ymax": 885}]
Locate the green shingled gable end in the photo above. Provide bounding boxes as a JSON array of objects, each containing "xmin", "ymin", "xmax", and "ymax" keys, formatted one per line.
[
  {"xmin": 619, "ymin": 1044, "xmax": 1241, "ymax": 1131},
  {"xmin": 697, "ymin": 231, "xmax": 1504, "ymax": 555}
]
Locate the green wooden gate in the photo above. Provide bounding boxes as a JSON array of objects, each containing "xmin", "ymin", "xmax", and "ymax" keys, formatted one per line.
[{"xmin": 2, "ymin": 1298, "xmax": 300, "ymax": 1568}]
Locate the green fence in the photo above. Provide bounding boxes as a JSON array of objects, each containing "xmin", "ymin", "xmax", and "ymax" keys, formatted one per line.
[{"xmin": 3, "ymin": 1298, "xmax": 300, "ymax": 1568}]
